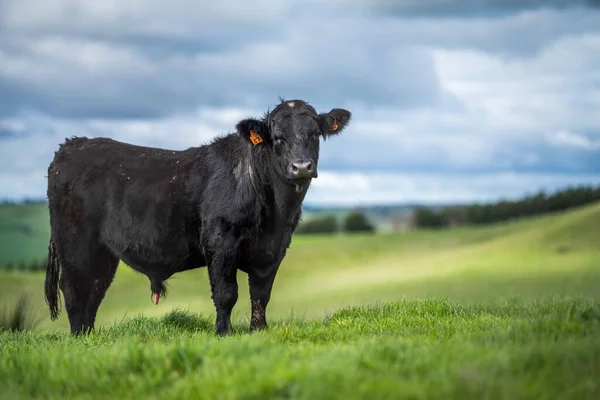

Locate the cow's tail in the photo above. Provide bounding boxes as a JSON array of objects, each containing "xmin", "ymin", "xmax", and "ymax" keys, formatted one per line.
[{"xmin": 44, "ymin": 236, "xmax": 61, "ymax": 321}]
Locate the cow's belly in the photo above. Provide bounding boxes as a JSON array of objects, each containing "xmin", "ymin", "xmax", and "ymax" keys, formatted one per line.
[{"xmin": 100, "ymin": 210, "xmax": 193, "ymax": 274}]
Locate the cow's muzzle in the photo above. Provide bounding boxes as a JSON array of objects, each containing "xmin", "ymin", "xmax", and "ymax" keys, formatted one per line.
[{"xmin": 289, "ymin": 160, "xmax": 318, "ymax": 180}]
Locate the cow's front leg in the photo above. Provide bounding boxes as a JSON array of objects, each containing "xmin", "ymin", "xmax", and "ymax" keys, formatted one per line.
[
  {"xmin": 248, "ymin": 268, "xmax": 278, "ymax": 331},
  {"xmin": 207, "ymin": 261, "xmax": 238, "ymax": 335}
]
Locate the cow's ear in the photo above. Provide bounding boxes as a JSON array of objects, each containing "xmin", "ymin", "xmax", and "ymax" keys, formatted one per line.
[
  {"xmin": 236, "ymin": 118, "xmax": 271, "ymax": 146},
  {"xmin": 317, "ymin": 108, "xmax": 351, "ymax": 139}
]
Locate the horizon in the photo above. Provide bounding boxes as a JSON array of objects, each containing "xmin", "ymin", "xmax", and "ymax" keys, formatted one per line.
[{"xmin": 3, "ymin": 182, "xmax": 598, "ymax": 210}]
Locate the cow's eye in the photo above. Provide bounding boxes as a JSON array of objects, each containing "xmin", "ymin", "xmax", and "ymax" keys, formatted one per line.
[{"xmin": 274, "ymin": 137, "xmax": 285, "ymax": 145}]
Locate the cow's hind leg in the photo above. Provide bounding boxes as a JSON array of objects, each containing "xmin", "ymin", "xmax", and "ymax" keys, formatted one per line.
[
  {"xmin": 60, "ymin": 266, "xmax": 93, "ymax": 335},
  {"xmin": 84, "ymin": 249, "xmax": 119, "ymax": 331},
  {"xmin": 59, "ymin": 245, "xmax": 118, "ymax": 335}
]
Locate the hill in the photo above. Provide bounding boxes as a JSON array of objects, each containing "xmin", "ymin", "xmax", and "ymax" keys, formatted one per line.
[
  {"xmin": 1, "ymin": 201, "xmax": 599, "ymax": 331},
  {"xmin": 0, "ymin": 202, "xmax": 50, "ymax": 265}
]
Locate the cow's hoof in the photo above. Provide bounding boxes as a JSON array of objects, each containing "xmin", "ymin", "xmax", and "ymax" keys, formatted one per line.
[
  {"xmin": 250, "ymin": 323, "xmax": 267, "ymax": 332},
  {"xmin": 215, "ymin": 327, "xmax": 233, "ymax": 337}
]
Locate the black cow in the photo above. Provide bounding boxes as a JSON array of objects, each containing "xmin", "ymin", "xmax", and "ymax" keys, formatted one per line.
[{"xmin": 44, "ymin": 99, "xmax": 351, "ymax": 335}]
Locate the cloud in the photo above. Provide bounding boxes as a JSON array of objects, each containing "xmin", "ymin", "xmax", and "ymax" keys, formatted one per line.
[
  {"xmin": 326, "ymin": 5, "xmax": 600, "ymax": 60},
  {"xmin": 0, "ymin": 118, "xmax": 26, "ymax": 138},
  {"xmin": 10, "ymin": 2, "xmax": 600, "ymax": 119},
  {"xmin": 0, "ymin": 22, "xmax": 451, "ymax": 119},
  {"xmin": 307, "ymin": 171, "xmax": 600, "ymax": 206},
  {"xmin": 342, "ymin": 0, "xmax": 600, "ymax": 18},
  {"xmin": 0, "ymin": 0, "xmax": 295, "ymax": 37},
  {"xmin": 546, "ymin": 130, "xmax": 600, "ymax": 150},
  {"xmin": 0, "ymin": 0, "xmax": 599, "ymax": 204}
]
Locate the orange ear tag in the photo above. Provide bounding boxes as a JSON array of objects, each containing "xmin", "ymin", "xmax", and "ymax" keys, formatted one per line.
[
  {"xmin": 331, "ymin": 120, "xmax": 339, "ymax": 131},
  {"xmin": 249, "ymin": 130, "xmax": 264, "ymax": 145}
]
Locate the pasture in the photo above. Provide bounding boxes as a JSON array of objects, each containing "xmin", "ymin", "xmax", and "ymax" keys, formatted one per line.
[
  {"xmin": 0, "ymin": 203, "xmax": 49, "ymax": 266},
  {"xmin": 1, "ymin": 202, "xmax": 599, "ymax": 399}
]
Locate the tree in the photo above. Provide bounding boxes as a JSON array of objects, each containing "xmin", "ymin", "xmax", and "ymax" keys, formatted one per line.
[
  {"xmin": 412, "ymin": 184, "xmax": 600, "ymax": 229},
  {"xmin": 342, "ymin": 211, "xmax": 375, "ymax": 233},
  {"xmin": 414, "ymin": 207, "xmax": 448, "ymax": 229},
  {"xmin": 296, "ymin": 215, "xmax": 338, "ymax": 234}
]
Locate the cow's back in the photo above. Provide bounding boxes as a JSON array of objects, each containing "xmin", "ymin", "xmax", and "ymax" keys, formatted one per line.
[
  {"xmin": 48, "ymin": 137, "xmax": 187, "ymax": 217},
  {"xmin": 47, "ymin": 136, "xmax": 203, "ymax": 275}
]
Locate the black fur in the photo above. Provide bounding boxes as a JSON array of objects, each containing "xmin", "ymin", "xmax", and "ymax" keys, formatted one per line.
[
  {"xmin": 44, "ymin": 237, "xmax": 61, "ymax": 320},
  {"xmin": 44, "ymin": 99, "xmax": 351, "ymax": 335}
]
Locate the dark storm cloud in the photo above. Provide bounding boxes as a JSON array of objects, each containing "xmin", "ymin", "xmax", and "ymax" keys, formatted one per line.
[
  {"xmin": 350, "ymin": 0, "xmax": 600, "ymax": 18},
  {"xmin": 317, "ymin": 129, "xmax": 600, "ymax": 175},
  {"xmin": 0, "ymin": 24, "xmax": 452, "ymax": 119},
  {"xmin": 0, "ymin": 130, "xmax": 19, "ymax": 139}
]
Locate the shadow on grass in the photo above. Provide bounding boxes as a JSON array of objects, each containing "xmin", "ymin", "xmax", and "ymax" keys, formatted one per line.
[
  {"xmin": 577, "ymin": 305, "xmax": 600, "ymax": 322},
  {"xmin": 159, "ymin": 310, "xmax": 279, "ymax": 336},
  {"xmin": 159, "ymin": 309, "xmax": 214, "ymax": 333},
  {"xmin": 160, "ymin": 311, "xmax": 305, "ymax": 336}
]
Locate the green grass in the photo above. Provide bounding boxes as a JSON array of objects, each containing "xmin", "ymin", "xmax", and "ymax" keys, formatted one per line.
[
  {"xmin": 1, "ymin": 202, "xmax": 599, "ymax": 399},
  {"xmin": 1, "ymin": 299, "xmax": 599, "ymax": 399}
]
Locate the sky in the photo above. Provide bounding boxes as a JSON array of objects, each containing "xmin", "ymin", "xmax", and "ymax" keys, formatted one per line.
[{"xmin": 1, "ymin": 0, "xmax": 599, "ymax": 206}]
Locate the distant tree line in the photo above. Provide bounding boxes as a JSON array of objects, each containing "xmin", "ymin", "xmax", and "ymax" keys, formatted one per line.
[
  {"xmin": 0, "ymin": 198, "xmax": 47, "ymax": 206},
  {"xmin": 0, "ymin": 258, "xmax": 46, "ymax": 273},
  {"xmin": 296, "ymin": 210, "xmax": 375, "ymax": 234},
  {"xmin": 414, "ymin": 185, "xmax": 600, "ymax": 229}
]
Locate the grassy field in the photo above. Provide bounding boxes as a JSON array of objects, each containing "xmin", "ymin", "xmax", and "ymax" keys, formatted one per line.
[{"xmin": 1, "ymin": 202, "xmax": 599, "ymax": 399}]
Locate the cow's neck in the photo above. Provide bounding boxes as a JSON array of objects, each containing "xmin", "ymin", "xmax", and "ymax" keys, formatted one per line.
[
  {"xmin": 249, "ymin": 147, "xmax": 307, "ymax": 227},
  {"xmin": 269, "ymin": 178, "xmax": 307, "ymax": 225}
]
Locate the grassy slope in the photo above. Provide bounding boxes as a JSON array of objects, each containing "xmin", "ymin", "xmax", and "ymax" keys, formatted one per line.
[
  {"xmin": 0, "ymin": 203, "xmax": 49, "ymax": 265},
  {"xmin": 1, "ymin": 202, "xmax": 599, "ymax": 399}
]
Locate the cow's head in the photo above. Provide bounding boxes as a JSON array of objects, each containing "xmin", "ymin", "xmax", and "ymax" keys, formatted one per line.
[{"xmin": 236, "ymin": 99, "xmax": 351, "ymax": 192}]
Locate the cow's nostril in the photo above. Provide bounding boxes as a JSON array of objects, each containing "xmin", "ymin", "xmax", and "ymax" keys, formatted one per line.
[{"xmin": 290, "ymin": 161, "xmax": 315, "ymax": 178}]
